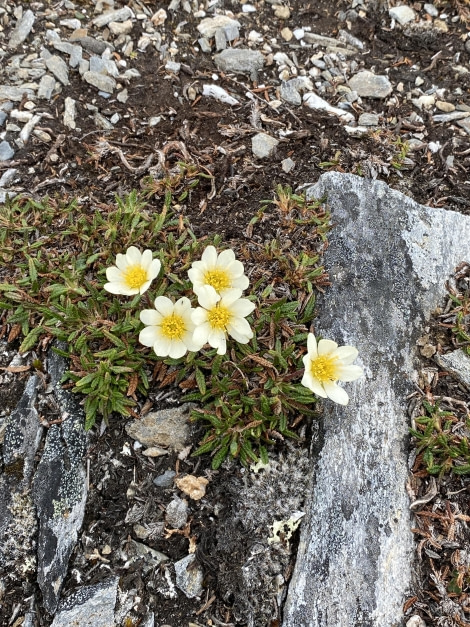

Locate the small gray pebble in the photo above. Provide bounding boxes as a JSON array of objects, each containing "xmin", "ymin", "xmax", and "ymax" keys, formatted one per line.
[{"xmin": 153, "ymin": 469, "xmax": 176, "ymax": 488}]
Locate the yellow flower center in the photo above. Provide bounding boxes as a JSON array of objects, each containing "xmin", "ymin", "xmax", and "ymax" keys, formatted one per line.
[
  {"xmin": 123, "ymin": 265, "xmax": 148, "ymax": 289},
  {"xmin": 204, "ymin": 268, "xmax": 231, "ymax": 292},
  {"xmin": 161, "ymin": 314, "xmax": 186, "ymax": 340},
  {"xmin": 208, "ymin": 305, "xmax": 231, "ymax": 330},
  {"xmin": 310, "ymin": 355, "xmax": 339, "ymax": 382}
]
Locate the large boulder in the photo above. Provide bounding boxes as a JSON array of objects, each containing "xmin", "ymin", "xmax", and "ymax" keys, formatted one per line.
[{"xmin": 283, "ymin": 173, "xmax": 470, "ymax": 626}]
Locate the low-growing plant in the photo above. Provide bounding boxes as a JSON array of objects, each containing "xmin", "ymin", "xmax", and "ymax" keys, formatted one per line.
[
  {"xmin": 0, "ymin": 180, "xmax": 359, "ymax": 468},
  {"xmin": 410, "ymin": 400, "xmax": 470, "ymax": 476}
]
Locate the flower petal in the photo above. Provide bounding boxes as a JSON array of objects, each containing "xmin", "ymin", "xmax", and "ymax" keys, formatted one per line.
[
  {"xmin": 138, "ymin": 280, "xmax": 152, "ymax": 295},
  {"xmin": 104, "ymin": 282, "xmax": 136, "ymax": 295},
  {"xmin": 217, "ymin": 248, "xmax": 236, "ymax": 267},
  {"xmin": 230, "ymin": 298, "xmax": 255, "ymax": 318},
  {"xmin": 227, "ymin": 318, "xmax": 253, "ymax": 343},
  {"xmin": 207, "ymin": 328, "xmax": 226, "ymax": 352},
  {"xmin": 336, "ymin": 364, "xmax": 364, "ymax": 382},
  {"xmin": 196, "ymin": 285, "xmax": 220, "ymax": 310},
  {"xmin": 184, "ymin": 330, "xmax": 204, "ymax": 352},
  {"xmin": 318, "ymin": 339, "xmax": 338, "ymax": 356},
  {"xmin": 140, "ymin": 249, "xmax": 153, "ymax": 270},
  {"xmin": 153, "ymin": 335, "xmax": 172, "ymax": 357},
  {"xmin": 106, "ymin": 266, "xmax": 123, "ymax": 282},
  {"xmin": 307, "ymin": 333, "xmax": 318, "ymax": 358},
  {"xmin": 323, "ymin": 380, "xmax": 349, "ymax": 405},
  {"xmin": 148, "ymin": 258, "xmax": 161, "ymax": 280},
  {"xmin": 169, "ymin": 340, "xmax": 187, "ymax": 359},
  {"xmin": 153, "ymin": 296, "xmax": 175, "ymax": 317},
  {"xmin": 191, "ymin": 307, "xmax": 208, "ymax": 326},
  {"xmin": 139, "ymin": 326, "xmax": 161, "ymax": 347},
  {"xmin": 192, "ymin": 322, "xmax": 210, "ymax": 346},
  {"xmin": 174, "ymin": 296, "xmax": 191, "ymax": 315},
  {"xmin": 140, "ymin": 309, "xmax": 163, "ymax": 326},
  {"xmin": 126, "ymin": 246, "xmax": 141, "ymax": 265},
  {"xmin": 330, "ymin": 345, "xmax": 359, "ymax": 364},
  {"xmin": 301, "ymin": 371, "xmax": 327, "ymax": 397},
  {"xmin": 115, "ymin": 253, "xmax": 128, "ymax": 271},
  {"xmin": 201, "ymin": 245, "xmax": 218, "ymax": 267},
  {"xmin": 220, "ymin": 288, "xmax": 243, "ymax": 307},
  {"xmin": 231, "ymin": 275, "xmax": 249, "ymax": 291}
]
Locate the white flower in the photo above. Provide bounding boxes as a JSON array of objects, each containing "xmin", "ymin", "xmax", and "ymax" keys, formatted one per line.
[
  {"xmin": 301, "ymin": 333, "xmax": 363, "ymax": 405},
  {"xmin": 188, "ymin": 245, "xmax": 249, "ymax": 296},
  {"xmin": 191, "ymin": 285, "xmax": 255, "ymax": 355},
  {"xmin": 139, "ymin": 296, "xmax": 202, "ymax": 359},
  {"xmin": 104, "ymin": 246, "xmax": 161, "ymax": 296}
]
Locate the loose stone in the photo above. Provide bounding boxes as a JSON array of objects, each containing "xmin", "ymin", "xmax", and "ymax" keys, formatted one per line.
[
  {"xmin": 125, "ymin": 404, "xmax": 192, "ymax": 451},
  {"xmin": 165, "ymin": 496, "xmax": 188, "ymax": 529},
  {"xmin": 214, "ymin": 49, "xmax": 265, "ymax": 76},
  {"xmin": 38, "ymin": 74, "xmax": 56, "ymax": 99},
  {"xmin": 83, "ymin": 71, "xmax": 116, "ymax": 93},
  {"xmin": 251, "ymin": 132, "xmax": 279, "ymax": 158},
  {"xmin": 63, "ymin": 97, "xmax": 76, "ymax": 129},
  {"xmin": 9, "ymin": 9, "xmax": 35, "ymax": 49},
  {"xmin": 358, "ymin": 112, "xmax": 380, "ymax": 126},
  {"xmin": 389, "ymin": 5, "xmax": 416, "ymax": 25},
  {"xmin": 197, "ymin": 16, "xmax": 240, "ymax": 39},
  {"xmin": 435, "ymin": 101, "xmax": 455, "ymax": 113},
  {"xmin": 434, "ymin": 349, "xmax": 470, "ymax": 388},
  {"xmin": 303, "ymin": 92, "xmax": 355, "ymax": 123},
  {"xmin": 93, "ymin": 7, "xmax": 134, "ymax": 28},
  {"xmin": 45, "ymin": 55, "xmax": 70, "ymax": 86},
  {"xmin": 202, "ymin": 84, "xmax": 239, "ymax": 106},
  {"xmin": 348, "ymin": 70, "xmax": 392, "ymax": 98},
  {"xmin": 0, "ymin": 141, "xmax": 15, "ymax": 161},
  {"xmin": 174, "ymin": 554, "xmax": 204, "ymax": 598}
]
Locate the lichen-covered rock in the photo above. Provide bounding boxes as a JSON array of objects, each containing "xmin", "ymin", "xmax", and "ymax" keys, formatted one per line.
[
  {"xmin": 0, "ymin": 375, "xmax": 41, "ymax": 582},
  {"xmin": 125, "ymin": 404, "xmax": 192, "ymax": 451},
  {"xmin": 283, "ymin": 173, "xmax": 470, "ymax": 626},
  {"xmin": 50, "ymin": 577, "xmax": 119, "ymax": 627},
  {"xmin": 33, "ymin": 348, "xmax": 87, "ymax": 614}
]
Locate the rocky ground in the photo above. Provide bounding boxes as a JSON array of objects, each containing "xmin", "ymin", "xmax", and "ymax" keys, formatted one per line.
[{"xmin": 1, "ymin": 0, "xmax": 470, "ymax": 625}]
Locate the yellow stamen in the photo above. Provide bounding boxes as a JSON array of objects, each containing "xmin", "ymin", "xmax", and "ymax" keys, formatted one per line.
[
  {"xmin": 123, "ymin": 265, "xmax": 148, "ymax": 289},
  {"xmin": 204, "ymin": 268, "xmax": 231, "ymax": 292},
  {"xmin": 310, "ymin": 355, "xmax": 339, "ymax": 382},
  {"xmin": 161, "ymin": 314, "xmax": 186, "ymax": 340},
  {"xmin": 208, "ymin": 305, "xmax": 231, "ymax": 330}
]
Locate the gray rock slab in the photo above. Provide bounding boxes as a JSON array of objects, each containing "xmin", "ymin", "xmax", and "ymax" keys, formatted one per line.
[
  {"xmin": 9, "ymin": 9, "xmax": 35, "ymax": 49},
  {"xmin": 50, "ymin": 577, "xmax": 119, "ymax": 627},
  {"xmin": 0, "ymin": 140, "xmax": 15, "ymax": 161},
  {"xmin": 0, "ymin": 85, "xmax": 35, "ymax": 102},
  {"xmin": 70, "ymin": 36, "xmax": 113, "ymax": 55},
  {"xmin": 214, "ymin": 49, "xmax": 264, "ymax": 76},
  {"xmin": 92, "ymin": 6, "xmax": 134, "ymax": 27},
  {"xmin": 0, "ymin": 375, "xmax": 41, "ymax": 572},
  {"xmin": 33, "ymin": 347, "xmax": 87, "ymax": 614},
  {"xmin": 45, "ymin": 55, "xmax": 70, "ymax": 86},
  {"xmin": 83, "ymin": 71, "xmax": 116, "ymax": 93},
  {"xmin": 283, "ymin": 173, "xmax": 470, "ymax": 627},
  {"xmin": 348, "ymin": 70, "xmax": 392, "ymax": 98},
  {"xmin": 125, "ymin": 403, "xmax": 192, "ymax": 451},
  {"xmin": 3, "ymin": 375, "xmax": 42, "ymax": 482},
  {"xmin": 435, "ymin": 349, "xmax": 470, "ymax": 388},
  {"xmin": 197, "ymin": 16, "xmax": 241, "ymax": 38},
  {"xmin": 38, "ymin": 74, "xmax": 57, "ymax": 100}
]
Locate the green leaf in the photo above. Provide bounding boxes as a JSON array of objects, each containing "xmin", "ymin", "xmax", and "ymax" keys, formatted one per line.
[
  {"xmin": 212, "ymin": 444, "xmax": 230, "ymax": 469},
  {"xmin": 195, "ymin": 368, "xmax": 207, "ymax": 395},
  {"xmin": 19, "ymin": 327, "xmax": 42, "ymax": 353}
]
